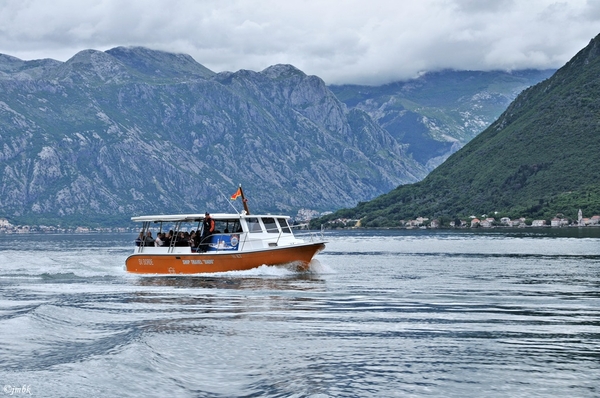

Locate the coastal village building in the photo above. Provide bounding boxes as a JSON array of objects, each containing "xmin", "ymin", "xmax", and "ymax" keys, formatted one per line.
[
  {"xmin": 416, "ymin": 217, "xmax": 428, "ymax": 225},
  {"xmin": 406, "ymin": 217, "xmax": 429, "ymax": 227},
  {"xmin": 480, "ymin": 219, "xmax": 493, "ymax": 228},
  {"xmin": 0, "ymin": 218, "xmax": 12, "ymax": 228},
  {"xmin": 551, "ymin": 218, "xmax": 569, "ymax": 227},
  {"xmin": 512, "ymin": 218, "xmax": 527, "ymax": 227}
]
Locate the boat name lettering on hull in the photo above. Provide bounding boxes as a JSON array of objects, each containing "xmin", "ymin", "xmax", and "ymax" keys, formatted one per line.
[
  {"xmin": 138, "ymin": 258, "xmax": 154, "ymax": 266},
  {"xmin": 182, "ymin": 259, "xmax": 214, "ymax": 265}
]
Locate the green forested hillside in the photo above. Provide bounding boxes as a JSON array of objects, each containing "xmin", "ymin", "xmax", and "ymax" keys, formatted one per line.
[{"xmin": 314, "ymin": 34, "xmax": 600, "ymax": 228}]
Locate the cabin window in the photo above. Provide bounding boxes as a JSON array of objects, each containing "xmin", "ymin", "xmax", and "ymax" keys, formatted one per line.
[
  {"xmin": 214, "ymin": 219, "xmax": 241, "ymax": 234},
  {"xmin": 229, "ymin": 220, "xmax": 243, "ymax": 233},
  {"xmin": 263, "ymin": 217, "xmax": 278, "ymax": 233},
  {"xmin": 277, "ymin": 218, "xmax": 291, "ymax": 233},
  {"xmin": 247, "ymin": 218, "xmax": 263, "ymax": 233}
]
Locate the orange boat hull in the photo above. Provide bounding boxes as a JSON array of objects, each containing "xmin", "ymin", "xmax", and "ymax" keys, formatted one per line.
[{"xmin": 125, "ymin": 242, "xmax": 325, "ymax": 274}]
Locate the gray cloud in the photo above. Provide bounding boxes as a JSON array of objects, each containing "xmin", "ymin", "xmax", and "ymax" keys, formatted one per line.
[{"xmin": 0, "ymin": 0, "xmax": 598, "ymax": 85}]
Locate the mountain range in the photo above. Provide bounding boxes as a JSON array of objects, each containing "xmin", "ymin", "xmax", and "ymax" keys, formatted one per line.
[
  {"xmin": 314, "ymin": 33, "xmax": 600, "ymax": 228},
  {"xmin": 0, "ymin": 46, "xmax": 552, "ymax": 226},
  {"xmin": 330, "ymin": 69, "xmax": 554, "ymax": 170}
]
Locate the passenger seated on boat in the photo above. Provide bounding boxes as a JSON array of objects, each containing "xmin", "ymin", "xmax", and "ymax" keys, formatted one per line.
[
  {"xmin": 144, "ymin": 231, "xmax": 154, "ymax": 246},
  {"xmin": 155, "ymin": 232, "xmax": 165, "ymax": 247},
  {"xmin": 184, "ymin": 231, "xmax": 191, "ymax": 243},
  {"xmin": 175, "ymin": 232, "xmax": 188, "ymax": 247},
  {"xmin": 135, "ymin": 232, "xmax": 143, "ymax": 246},
  {"xmin": 161, "ymin": 231, "xmax": 172, "ymax": 246},
  {"xmin": 190, "ymin": 231, "xmax": 198, "ymax": 247}
]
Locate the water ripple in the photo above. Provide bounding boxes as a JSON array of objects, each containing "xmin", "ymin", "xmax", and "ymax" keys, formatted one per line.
[{"xmin": 0, "ymin": 232, "xmax": 599, "ymax": 397}]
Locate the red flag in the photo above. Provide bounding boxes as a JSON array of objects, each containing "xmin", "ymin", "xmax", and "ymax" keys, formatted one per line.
[{"xmin": 231, "ymin": 187, "xmax": 242, "ymax": 200}]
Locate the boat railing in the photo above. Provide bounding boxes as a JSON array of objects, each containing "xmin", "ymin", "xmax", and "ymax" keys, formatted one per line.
[
  {"xmin": 275, "ymin": 229, "xmax": 283, "ymax": 246},
  {"xmin": 291, "ymin": 224, "xmax": 325, "ymax": 242}
]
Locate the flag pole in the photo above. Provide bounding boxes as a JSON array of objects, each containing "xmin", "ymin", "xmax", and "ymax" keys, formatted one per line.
[
  {"xmin": 239, "ymin": 184, "xmax": 250, "ymax": 215},
  {"xmin": 221, "ymin": 190, "xmax": 241, "ymax": 214}
]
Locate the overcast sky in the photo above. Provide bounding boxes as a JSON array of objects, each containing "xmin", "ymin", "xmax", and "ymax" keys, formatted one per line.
[{"xmin": 0, "ymin": 0, "xmax": 598, "ymax": 85}]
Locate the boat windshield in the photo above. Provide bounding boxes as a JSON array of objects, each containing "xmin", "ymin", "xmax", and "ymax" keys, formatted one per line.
[
  {"xmin": 213, "ymin": 219, "xmax": 242, "ymax": 233},
  {"xmin": 262, "ymin": 217, "xmax": 278, "ymax": 233},
  {"xmin": 277, "ymin": 218, "xmax": 292, "ymax": 233},
  {"xmin": 247, "ymin": 217, "xmax": 262, "ymax": 233}
]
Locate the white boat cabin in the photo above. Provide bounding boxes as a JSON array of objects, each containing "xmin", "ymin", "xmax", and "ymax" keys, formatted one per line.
[{"xmin": 133, "ymin": 213, "xmax": 305, "ymax": 254}]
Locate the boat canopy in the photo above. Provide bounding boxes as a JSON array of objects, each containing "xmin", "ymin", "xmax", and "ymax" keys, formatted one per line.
[{"xmin": 131, "ymin": 213, "xmax": 291, "ymax": 223}]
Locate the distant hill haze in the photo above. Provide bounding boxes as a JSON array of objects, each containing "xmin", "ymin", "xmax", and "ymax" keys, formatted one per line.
[
  {"xmin": 0, "ymin": 46, "xmax": 550, "ymax": 226},
  {"xmin": 330, "ymin": 69, "xmax": 554, "ymax": 171},
  {"xmin": 315, "ymin": 33, "xmax": 600, "ymax": 228}
]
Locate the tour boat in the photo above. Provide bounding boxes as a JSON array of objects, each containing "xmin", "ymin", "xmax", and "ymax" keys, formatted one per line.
[{"xmin": 126, "ymin": 186, "xmax": 325, "ymax": 274}]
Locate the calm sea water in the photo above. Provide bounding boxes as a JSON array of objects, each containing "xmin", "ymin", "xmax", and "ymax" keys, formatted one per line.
[{"xmin": 0, "ymin": 228, "xmax": 599, "ymax": 397}]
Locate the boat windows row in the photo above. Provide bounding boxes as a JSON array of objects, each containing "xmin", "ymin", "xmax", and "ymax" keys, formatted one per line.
[{"xmin": 139, "ymin": 216, "xmax": 293, "ymax": 236}]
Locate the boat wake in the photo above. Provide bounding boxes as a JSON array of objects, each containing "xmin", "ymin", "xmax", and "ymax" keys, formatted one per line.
[
  {"xmin": 304, "ymin": 259, "xmax": 336, "ymax": 274},
  {"xmin": 213, "ymin": 264, "xmax": 298, "ymax": 277}
]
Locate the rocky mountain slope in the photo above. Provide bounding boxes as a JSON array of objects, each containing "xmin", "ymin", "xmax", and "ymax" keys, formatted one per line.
[
  {"xmin": 330, "ymin": 69, "xmax": 554, "ymax": 171},
  {"xmin": 314, "ymin": 34, "xmax": 600, "ymax": 227},
  {"xmin": 0, "ymin": 47, "xmax": 425, "ymax": 226}
]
